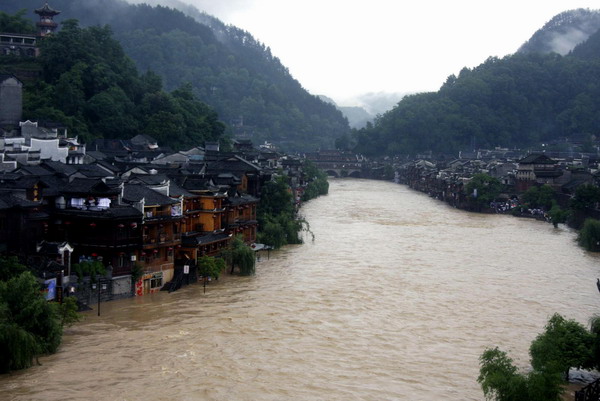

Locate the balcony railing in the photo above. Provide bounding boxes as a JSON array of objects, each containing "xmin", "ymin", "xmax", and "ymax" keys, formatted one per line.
[
  {"xmin": 144, "ymin": 210, "xmax": 183, "ymax": 221},
  {"xmin": 143, "ymin": 233, "xmax": 182, "ymax": 245}
]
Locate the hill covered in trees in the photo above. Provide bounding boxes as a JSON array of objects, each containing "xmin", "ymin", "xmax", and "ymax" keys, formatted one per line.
[
  {"xmin": 0, "ymin": 14, "xmax": 225, "ymax": 149},
  {"xmin": 3, "ymin": 0, "xmax": 350, "ymax": 151},
  {"xmin": 348, "ymin": 9, "xmax": 600, "ymax": 157},
  {"xmin": 518, "ymin": 8, "xmax": 600, "ymax": 55}
]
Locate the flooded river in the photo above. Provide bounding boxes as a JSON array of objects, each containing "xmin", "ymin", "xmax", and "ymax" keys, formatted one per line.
[{"xmin": 2, "ymin": 178, "xmax": 600, "ymax": 400}]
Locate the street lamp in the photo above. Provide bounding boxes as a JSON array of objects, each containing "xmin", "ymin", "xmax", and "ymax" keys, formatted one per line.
[{"xmin": 92, "ymin": 280, "xmax": 108, "ymax": 316}]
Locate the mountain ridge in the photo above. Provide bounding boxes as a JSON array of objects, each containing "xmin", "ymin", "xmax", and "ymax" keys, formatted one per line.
[{"xmin": 2, "ymin": 0, "xmax": 350, "ymax": 151}]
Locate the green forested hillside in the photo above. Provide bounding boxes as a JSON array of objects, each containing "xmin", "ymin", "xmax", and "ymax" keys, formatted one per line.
[
  {"xmin": 3, "ymin": 0, "xmax": 349, "ymax": 151},
  {"xmin": 518, "ymin": 9, "xmax": 600, "ymax": 55},
  {"xmin": 352, "ymin": 28, "xmax": 600, "ymax": 156},
  {"xmin": 0, "ymin": 13, "xmax": 225, "ymax": 149}
]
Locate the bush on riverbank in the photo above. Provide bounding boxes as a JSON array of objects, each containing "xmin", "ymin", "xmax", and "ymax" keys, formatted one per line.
[
  {"xmin": 479, "ymin": 313, "xmax": 600, "ymax": 401},
  {"xmin": 221, "ymin": 235, "xmax": 255, "ymax": 276},
  {"xmin": 577, "ymin": 218, "xmax": 600, "ymax": 252},
  {"xmin": 301, "ymin": 160, "xmax": 329, "ymax": 202},
  {"xmin": 197, "ymin": 256, "xmax": 226, "ymax": 280},
  {"xmin": 257, "ymin": 176, "xmax": 305, "ymax": 249},
  {"xmin": 0, "ymin": 271, "xmax": 63, "ymax": 373}
]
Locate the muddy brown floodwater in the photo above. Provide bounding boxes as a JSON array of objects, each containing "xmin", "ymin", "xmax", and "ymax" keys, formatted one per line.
[{"xmin": 1, "ymin": 178, "xmax": 599, "ymax": 401}]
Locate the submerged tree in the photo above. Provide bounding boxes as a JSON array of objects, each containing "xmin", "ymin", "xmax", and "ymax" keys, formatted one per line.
[
  {"xmin": 478, "ymin": 347, "xmax": 563, "ymax": 401},
  {"xmin": 577, "ymin": 218, "xmax": 600, "ymax": 252},
  {"xmin": 465, "ymin": 173, "xmax": 502, "ymax": 210},
  {"xmin": 547, "ymin": 202, "xmax": 570, "ymax": 228},
  {"xmin": 197, "ymin": 255, "xmax": 226, "ymax": 280},
  {"xmin": 529, "ymin": 313, "xmax": 594, "ymax": 380},
  {"xmin": 0, "ymin": 272, "xmax": 63, "ymax": 373},
  {"xmin": 221, "ymin": 235, "xmax": 255, "ymax": 276}
]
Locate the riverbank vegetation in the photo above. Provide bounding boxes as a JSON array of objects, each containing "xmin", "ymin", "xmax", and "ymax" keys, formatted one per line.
[
  {"xmin": 0, "ymin": 257, "xmax": 79, "ymax": 373},
  {"xmin": 221, "ymin": 235, "xmax": 256, "ymax": 276},
  {"xmin": 301, "ymin": 161, "xmax": 329, "ymax": 202},
  {"xmin": 479, "ymin": 313, "xmax": 600, "ymax": 400},
  {"xmin": 0, "ymin": 15, "xmax": 226, "ymax": 149}
]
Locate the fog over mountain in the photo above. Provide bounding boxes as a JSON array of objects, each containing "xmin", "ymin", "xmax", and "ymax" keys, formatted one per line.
[{"xmin": 518, "ymin": 8, "xmax": 600, "ymax": 55}]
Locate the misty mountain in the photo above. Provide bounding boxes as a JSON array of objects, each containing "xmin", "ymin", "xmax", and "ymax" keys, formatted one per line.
[
  {"xmin": 518, "ymin": 8, "xmax": 600, "ymax": 55},
  {"xmin": 3, "ymin": 0, "xmax": 350, "ymax": 151},
  {"xmin": 338, "ymin": 107, "xmax": 373, "ymax": 129},
  {"xmin": 318, "ymin": 95, "xmax": 373, "ymax": 129},
  {"xmin": 571, "ymin": 23, "xmax": 600, "ymax": 61},
  {"xmin": 355, "ymin": 92, "xmax": 406, "ymax": 116},
  {"xmin": 352, "ymin": 9, "xmax": 600, "ymax": 156}
]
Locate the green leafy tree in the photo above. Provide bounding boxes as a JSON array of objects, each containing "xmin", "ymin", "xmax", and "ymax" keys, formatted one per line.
[
  {"xmin": 521, "ymin": 185, "xmax": 555, "ymax": 210},
  {"xmin": 547, "ymin": 202, "xmax": 570, "ymax": 228},
  {"xmin": 465, "ymin": 173, "xmax": 502, "ymax": 209},
  {"xmin": 221, "ymin": 235, "xmax": 255, "ymax": 276},
  {"xmin": 529, "ymin": 313, "xmax": 594, "ymax": 380},
  {"xmin": 258, "ymin": 215, "xmax": 287, "ymax": 249},
  {"xmin": 58, "ymin": 297, "xmax": 81, "ymax": 327},
  {"xmin": 589, "ymin": 315, "xmax": 600, "ymax": 370},
  {"xmin": 0, "ymin": 256, "xmax": 27, "ymax": 282},
  {"xmin": 478, "ymin": 347, "xmax": 563, "ymax": 401},
  {"xmin": 0, "ymin": 272, "xmax": 63, "ymax": 372},
  {"xmin": 571, "ymin": 184, "xmax": 600, "ymax": 211},
  {"xmin": 302, "ymin": 160, "xmax": 329, "ymax": 202},
  {"xmin": 258, "ymin": 176, "xmax": 295, "ymax": 217},
  {"xmin": 73, "ymin": 260, "xmax": 106, "ymax": 283},
  {"xmin": 577, "ymin": 218, "xmax": 600, "ymax": 252},
  {"xmin": 197, "ymin": 256, "xmax": 225, "ymax": 280},
  {"xmin": 0, "ymin": 10, "xmax": 36, "ymax": 34}
]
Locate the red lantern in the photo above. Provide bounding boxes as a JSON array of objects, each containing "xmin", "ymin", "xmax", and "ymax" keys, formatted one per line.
[{"xmin": 90, "ymin": 222, "xmax": 97, "ymax": 227}]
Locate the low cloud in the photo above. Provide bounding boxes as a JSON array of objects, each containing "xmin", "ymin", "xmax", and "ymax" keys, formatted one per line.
[{"xmin": 124, "ymin": 0, "xmax": 249, "ymax": 20}]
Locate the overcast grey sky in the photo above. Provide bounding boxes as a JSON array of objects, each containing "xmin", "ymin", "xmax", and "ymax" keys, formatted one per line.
[{"xmin": 131, "ymin": 1, "xmax": 600, "ymax": 106}]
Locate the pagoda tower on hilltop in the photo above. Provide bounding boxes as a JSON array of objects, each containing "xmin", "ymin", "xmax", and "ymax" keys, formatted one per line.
[{"xmin": 35, "ymin": 3, "xmax": 61, "ymax": 37}]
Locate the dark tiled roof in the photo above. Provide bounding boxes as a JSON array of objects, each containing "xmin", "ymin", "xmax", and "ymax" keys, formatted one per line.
[
  {"xmin": 519, "ymin": 154, "xmax": 555, "ymax": 164},
  {"xmin": 122, "ymin": 184, "xmax": 178, "ymax": 206},
  {"xmin": 182, "ymin": 232, "xmax": 229, "ymax": 246},
  {"xmin": 179, "ymin": 176, "xmax": 218, "ymax": 192},
  {"xmin": 0, "ymin": 175, "xmax": 46, "ymax": 190},
  {"xmin": 72, "ymin": 164, "xmax": 114, "ymax": 178},
  {"xmin": 227, "ymin": 194, "xmax": 259, "ymax": 206},
  {"xmin": 0, "ymin": 192, "xmax": 40, "ymax": 209},
  {"xmin": 127, "ymin": 173, "xmax": 169, "ymax": 186},
  {"xmin": 44, "ymin": 160, "xmax": 78, "ymax": 174},
  {"xmin": 54, "ymin": 205, "xmax": 142, "ymax": 219},
  {"xmin": 18, "ymin": 165, "xmax": 55, "ymax": 176},
  {"xmin": 61, "ymin": 178, "xmax": 120, "ymax": 197},
  {"xmin": 168, "ymin": 180, "xmax": 194, "ymax": 197}
]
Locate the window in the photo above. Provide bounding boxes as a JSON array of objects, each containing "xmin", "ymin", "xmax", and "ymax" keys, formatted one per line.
[
  {"xmin": 150, "ymin": 274, "xmax": 163, "ymax": 289},
  {"xmin": 70, "ymin": 198, "xmax": 85, "ymax": 208},
  {"xmin": 97, "ymin": 198, "xmax": 111, "ymax": 209}
]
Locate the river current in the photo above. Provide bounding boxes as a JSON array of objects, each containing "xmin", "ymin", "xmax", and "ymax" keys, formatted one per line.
[{"xmin": 1, "ymin": 178, "xmax": 600, "ymax": 401}]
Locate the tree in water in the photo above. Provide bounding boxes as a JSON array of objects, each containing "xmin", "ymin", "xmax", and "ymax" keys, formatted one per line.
[
  {"xmin": 577, "ymin": 218, "xmax": 600, "ymax": 252},
  {"xmin": 465, "ymin": 173, "xmax": 502, "ymax": 211},
  {"xmin": 197, "ymin": 255, "xmax": 226, "ymax": 280},
  {"xmin": 478, "ymin": 347, "xmax": 563, "ymax": 401},
  {"xmin": 529, "ymin": 313, "xmax": 594, "ymax": 381},
  {"xmin": 0, "ymin": 272, "xmax": 63, "ymax": 372},
  {"xmin": 221, "ymin": 235, "xmax": 255, "ymax": 276}
]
